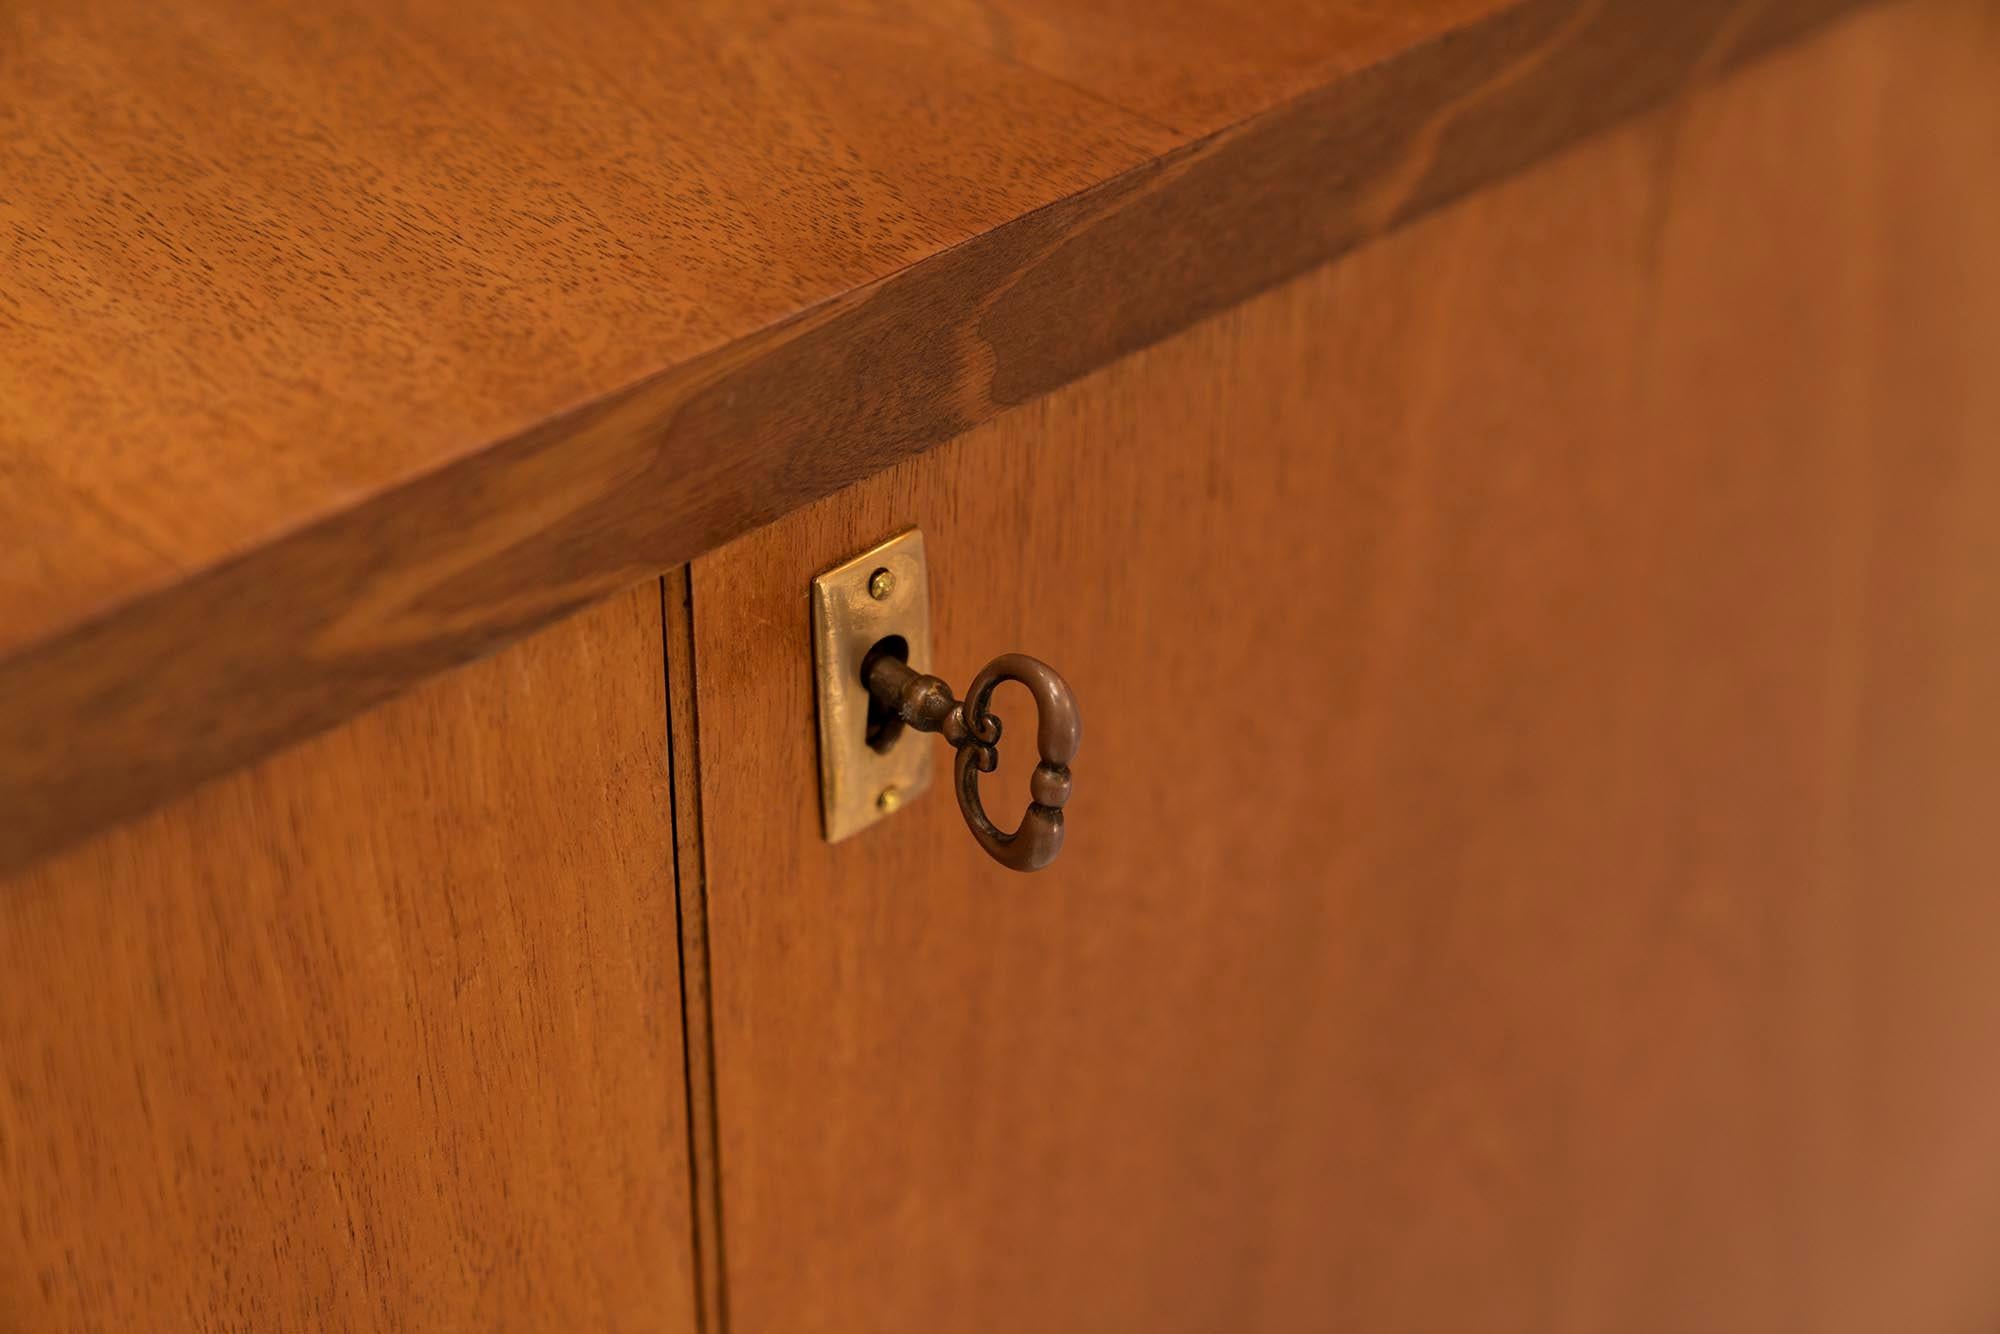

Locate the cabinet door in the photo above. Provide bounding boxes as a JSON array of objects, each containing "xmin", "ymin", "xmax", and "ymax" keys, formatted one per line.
[
  {"xmin": 1, "ymin": 586, "xmax": 699, "ymax": 1333},
  {"xmin": 677, "ymin": 6, "xmax": 2000, "ymax": 1332}
]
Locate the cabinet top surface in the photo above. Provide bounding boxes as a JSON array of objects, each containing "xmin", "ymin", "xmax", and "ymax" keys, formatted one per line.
[
  {"xmin": 4, "ymin": 0, "xmax": 1478, "ymax": 651},
  {"xmin": 0, "ymin": 0, "xmax": 1869, "ymax": 869}
]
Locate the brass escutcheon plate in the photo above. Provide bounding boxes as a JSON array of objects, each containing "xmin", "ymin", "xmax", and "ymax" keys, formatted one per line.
[{"xmin": 810, "ymin": 527, "xmax": 935, "ymax": 842}]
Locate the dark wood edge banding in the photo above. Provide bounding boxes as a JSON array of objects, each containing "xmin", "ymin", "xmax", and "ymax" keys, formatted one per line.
[{"xmin": 0, "ymin": 0, "xmax": 1879, "ymax": 873}]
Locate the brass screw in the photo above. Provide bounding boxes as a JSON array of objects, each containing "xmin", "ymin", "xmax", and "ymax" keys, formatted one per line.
[
  {"xmin": 876, "ymin": 786, "xmax": 903, "ymax": 814},
  {"xmin": 867, "ymin": 567, "xmax": 896, "ymax": 601}
]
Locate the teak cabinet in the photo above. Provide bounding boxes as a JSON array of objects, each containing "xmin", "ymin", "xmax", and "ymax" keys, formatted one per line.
[{"xmin": 5, "ymin": 1, "xmax": 2000, "ymax": 1330}]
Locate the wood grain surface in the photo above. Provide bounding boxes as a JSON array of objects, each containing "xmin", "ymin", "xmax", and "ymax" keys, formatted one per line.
[
  {"xmin": 0, "ymin": 0, "xmax": 1881, "ymax": 876},
  {"xmin": 0, "ymin": 584, "xmax": 697, "ymax": 1333},
  {"xmin": 683, "ymin": 3, "xmax": 2000, "ymax": 1329}
]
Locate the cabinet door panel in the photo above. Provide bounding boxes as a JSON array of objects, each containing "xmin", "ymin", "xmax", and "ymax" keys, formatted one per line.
[
  {"xmin": 1, "ymin": 585, "xmax": 698, "ymax": 1333},
  {"xmin": 683, "ymin": 5, "xmax": 2000, "ymax": 1332}
]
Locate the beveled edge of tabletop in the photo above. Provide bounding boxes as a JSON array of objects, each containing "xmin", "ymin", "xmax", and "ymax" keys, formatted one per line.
[{"xmin": 0, "ymin": 0, "xmax": 1878, "ymax": 874}]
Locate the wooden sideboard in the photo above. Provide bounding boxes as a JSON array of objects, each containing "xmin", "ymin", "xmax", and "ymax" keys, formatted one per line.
[{"xmin": 5, "ymin": 1, "xmax": 1998, "ymax": 1330}]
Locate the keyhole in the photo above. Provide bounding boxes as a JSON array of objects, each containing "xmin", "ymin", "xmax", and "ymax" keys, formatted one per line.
[{"xmin": 860, "ymin": 635, "xmax": 909, "ymax": 753}]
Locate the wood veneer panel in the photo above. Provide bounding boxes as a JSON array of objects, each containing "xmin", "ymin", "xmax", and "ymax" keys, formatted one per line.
[
  {"xmin": 0, "ymin": 0, "xmax": 1177, "ymax": 647},
  {"xmin": 0, "ymin": 0, "xmax": 1880, "ymax": 875},
  {"xmin": 686, "ymin": 3, "xmax": 2000, "ymax": 1329},
  {"xmin": 0, "ymin": 584, "xmax": 697, "ymax": 1333},
  {"xmin": 887, "ymin": 0, "xmax": 1480, "ymax": 138}
]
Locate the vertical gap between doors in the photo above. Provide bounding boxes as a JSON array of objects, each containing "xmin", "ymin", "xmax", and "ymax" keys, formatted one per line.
[{"xmin": 661, "ymin": 569, "xmax": 731, "ymax": 1334}]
